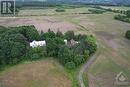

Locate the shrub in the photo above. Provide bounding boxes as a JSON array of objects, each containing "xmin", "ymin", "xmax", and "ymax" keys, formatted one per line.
[
  {"xmin": 126, "ymin": 10, "xmax": 130, "ymax": 17},
  {"xmin": 74, "ymin": 55, "xmax": 84, "ymax": 66},
  {"xmin": 125, "ymin": 30, "xmax": 130, "ymax": 39},
  {"xmin": 56, "ymin": 8, "xmax": 65, "ymax": 12},
  {"xmin": 29, "ymin": 47, "xmax": 46, "ymax": 58},
  {"xmin": 106, "ymin": 8, "xmax": 112, "ymax": 12},
  {"xmin": 31, "ymin": 53, "xmax": 40, "ymax": 60},
  {"xmin": 65, "ymin": 62, "xmax": 76, "ymax": 69},
  {"xmin": 84, "ymin": 50, "xmax": 90, "ymax": 60},
  {"xmin": 88, "ymin": 9, "xmax": 106, "ymax": 14}
]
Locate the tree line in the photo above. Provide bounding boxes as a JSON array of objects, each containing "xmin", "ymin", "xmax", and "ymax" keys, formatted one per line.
[
  {"xmin": 0, "ymin": 25, "xmax": 97, "ymax": 70},
  {"xmin": 114, "ymin": 10, "xmax": 130, "ymax": 23},
  {"xmin": 88, "ymin": 9, "xmax": 106, "ymax": 14}
]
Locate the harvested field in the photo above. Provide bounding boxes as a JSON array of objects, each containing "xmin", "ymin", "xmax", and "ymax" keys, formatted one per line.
[{"xmin": 0, "ymin": 16, "xmax": 78, "ymax": 32}]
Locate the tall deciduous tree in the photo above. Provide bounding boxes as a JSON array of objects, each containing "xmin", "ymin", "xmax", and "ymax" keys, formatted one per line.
[
  {"xmin": 56, "ymin": 30, "xmax": 63, "ymax": 38},
  {"xmin": 17, "ymin": 25, "xmax": 40, "ymax": 41},
  {"xmin": 126, "ymin": 10, "xmax": 130, "ymax": 17},
  {"xmin": 46, "ymin": 37, "xmax": 65, "ymax": 57},
  {"xmin": 65, "ymin": 31, "xmax": 74, "ymax": 41},
  {"xmin": 0, "ymin": 31, "xmax": 29, "ymax": 65},
  {"xmin": 58, "ymin": 45, "xmax": 74, "ymax": 65}
]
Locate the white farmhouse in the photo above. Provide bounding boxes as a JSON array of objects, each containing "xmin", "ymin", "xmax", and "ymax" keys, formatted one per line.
[{"xmin": 30, "ymin": 40, "xmax": 46, "ymax": 48}]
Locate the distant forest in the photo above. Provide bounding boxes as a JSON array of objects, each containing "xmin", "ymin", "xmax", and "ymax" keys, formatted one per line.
[{"xmin": 14, "ymin": 0, "xmax": 130, "ymax": 7}]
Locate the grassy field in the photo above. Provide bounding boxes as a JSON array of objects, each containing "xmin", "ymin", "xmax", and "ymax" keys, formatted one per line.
[
  {"xmin": 84, "ymin": 13, "xmax": 130, "ymax": 87},
  {"xmin": 0, "ymin": 6, "xmax": 130, "ymax": 87},
  {"xmin": 0, "ymin": 58, "xmax": 72, "ymax": 87}
]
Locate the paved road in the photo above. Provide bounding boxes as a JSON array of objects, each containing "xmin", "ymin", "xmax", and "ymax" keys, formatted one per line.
[{"xmin": 77, "ymin": 45, "xmax": 101, "ymax": 87}]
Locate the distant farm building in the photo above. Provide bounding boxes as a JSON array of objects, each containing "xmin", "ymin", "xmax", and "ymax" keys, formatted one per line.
[
  {"xmin": 67, "ymin": 39, "xmax": 79, "ymax": 47},
  {"xmin": 30, "ymin": 40, "xmax": 46, "ymax": 48}
]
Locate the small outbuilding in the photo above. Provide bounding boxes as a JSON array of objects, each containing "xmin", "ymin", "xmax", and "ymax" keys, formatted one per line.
[
  {"xmin": 64, "ymin": 39, "xmax": 79, "ymax": 47},
  {"xmin": 68, "ymin": 39, "xmax": 79, "ymax": 47}
]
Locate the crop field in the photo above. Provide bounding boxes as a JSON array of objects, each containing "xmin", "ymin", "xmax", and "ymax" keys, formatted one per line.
[{"xmin": 0, "ymin": 6, "xmax": 130, "ymax": 87}]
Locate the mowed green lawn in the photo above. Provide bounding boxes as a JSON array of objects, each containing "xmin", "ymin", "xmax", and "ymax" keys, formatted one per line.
[{"xmin": 0, "ymin": 59, "xmax": 72, "ymax": 87}]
